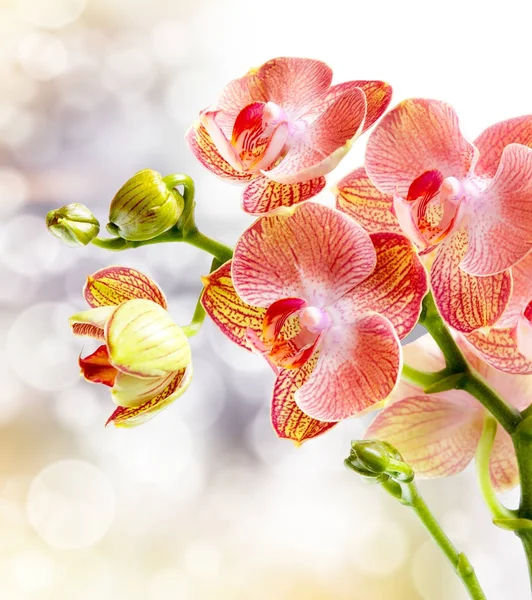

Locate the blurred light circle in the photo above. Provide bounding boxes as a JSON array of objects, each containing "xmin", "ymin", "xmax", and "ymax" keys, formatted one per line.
[
  {"xmin": 207, "ymin": 321, "xmax": 268, "ymax": 374},
  {"xmin": 184, "ymin": 540, "xmax": 221, "ymax": 581},
  {"xmin": 178, "ymin": 357, "xmax": 226, "ymax": 432},
  {"xmin": 149, "ymin": 569, "xmax": 191, "ymax": 600},
  {"xmin": 16, "ymin": 0, "xmax": 86, "ymax": 29},
  {"xmin": 0, "ymin": 365, "xmax": 25, "ymax": 424},
  {"xmin": 0, "ymin": 213, "xmax": 61, "ymax": 275},
  {"xmin": 151, "ymin": 21, "xmax": 190, "ymax": 66},
  {"xmin": 0, "ymin": 167, "xmax": 28, "ymax": 216},
  {"xmin": 0, "ymin": 499, "xmax": 29, "ymax": 551},
  {"xmin": 12, "ymin": 549, "xmax": 57, "ymax": 591},
  {"xmin": 53, "ymin": 385, "xmax": 104, "ymax": 431},
  {"xmin": 26, "ymin": 459, "xmax": 115, "ymax": 550},
  {"xmin": 18, "ymin": 32, "xmax": 68, "ymax": 80},
  {"xmin": 350, "ymin": 521, "xmax": 408, "ymax": 576},
  {"xmin": 7, "ymin": 302, "xmax": 80, "ymax": 391}
]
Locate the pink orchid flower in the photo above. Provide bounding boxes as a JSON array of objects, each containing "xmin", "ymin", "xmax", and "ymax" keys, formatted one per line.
[
  {"xmin": 201, "ymin": 202, "xmax": 428, "ymax": 439},
  {"xmin": 186, "ymin": 57, "xmax": 391, "ymax": 215},
  {"xmin": 367, "ymin": 334, "xmax": 531, "ymax": 492},
  {"xmin": 335, "ymin": 101, "xmax": 532, "ymax": 334},
  {"xmin": 466, "ymin": 252, "xmax": 532, "ymax": 374}
]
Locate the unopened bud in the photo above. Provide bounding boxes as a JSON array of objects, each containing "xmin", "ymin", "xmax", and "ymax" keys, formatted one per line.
[
  {"xmin": 107, "ymin": 170, "xmax": 185, "ymax": 241},
  {"xmin": 345, "ymin": 439, "xmax": 414, "ymax": 483},
  {"xmin": 46, "ymin": 203, "xmax": 100, "ymax": 247}
]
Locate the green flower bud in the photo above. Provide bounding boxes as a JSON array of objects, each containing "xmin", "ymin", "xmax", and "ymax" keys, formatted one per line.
[
  {"xmin": 46, "ymin": 203, "xmax": 100, "ymax": 247},
  {"xmin": 107, "ymin": 170, "xmax": 185, "ymax": 241},
  {"xmin": 345, "ymin": 439, "xmax": 414, "ymax": 483}
]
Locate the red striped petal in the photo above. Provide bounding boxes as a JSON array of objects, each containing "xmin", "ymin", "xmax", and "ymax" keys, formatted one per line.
[
  {"xmin": 242, "ymin": 175, "xmax": 326, "ymax": 215},
  {"xmin": 335, "ymin": 167, "xmax": 402, "ymax": 234},
  {"xmin": 84, "ymin": 266, "xmax": 167, "ymax": 309},
  {"xmin": 365, "ymin": 99, "xmax": 476, "ymax": 196},
  {"xmin": 465, "ymin": 328, "xmax": 532, "ymax": 375},
  {"xmin": 431, "ymin": 230, "xmax": 511, "ymax": 333},
  {"xmin": 271, "ymin": 356, "xmax": 336, "ymax": 445}
]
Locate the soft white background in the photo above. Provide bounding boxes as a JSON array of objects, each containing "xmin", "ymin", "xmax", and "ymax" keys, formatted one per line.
[{"xmin": 0, "ymin": 0, "xmax": 531, "ymax": 598}]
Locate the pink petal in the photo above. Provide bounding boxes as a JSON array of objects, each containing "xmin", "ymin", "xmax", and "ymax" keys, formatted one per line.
[
  {"xmin": 295, "ymin": 312, "xmax": 401, "ymax": 421},
  {"xmin": 365, "ymin": 99, "xmax": 476, "ymax": 196},
  {"xmin": 489, "ymin": 426, "xmax": 519, "ymax": 492},
  {"xmin": 335, "ymin": 167, "xmax": 402, "ymax": 234},
  {"xmin": 465, "ymin": 328, "xmax": 532, "ymax": 375},
  {"xmin": 497, "ymin": 252, "xmax": 532, "ymax": 328},
  {"xmin": 340, "ymin": 232, "xmax": 429, "ymax": 339},
  {"xmin": 475, "ymin": 115, "xmax": 532, "ymax": 178},
  {"xmin": 256, "ymin": 57, "xmax": 332, "ymax": 117},
  {"xmin": 431, "ymin": 230, "xmax": 511, "ymax": 333},
  {"xmin": 213, "ymin": 74, "xmax": 267, "ymax": 138},
  {"xmin": 233, "ymin": 202, "xmax": 376, "ymax": 308},
  {"xmin": 461, "ymin": 144, "xmax": 532, "ymax": 275},
  {"xmin": 481, "ymin": 353, "xmax": 532, "ymax": 410},
  {"xmin": 200, "ymin": 110, "xmax": 244, "ymax": 171},
  {"xmin": 516, "ymin": 313, "xmax": 532, "ymax": 363},
  {"xmin": 271, "ymin": 355, "xmax": 336, "ymax": 444},
  {"xmin": 301, "ymin": 80, "xmax": 392, "ymax": 132},
  {"xmin": 263, "ymin": 88, "xmax": 366, "ymax": 184},
  {"xmin": 185, "ymin": 124, "xmax": 253, "ymax": 182},
  {"xmin": 242, "ymin": 175, "xmax": 326, "ymax": 215},
  {"xmin": 366, "ymin": 393, "xmax": 483, "ymax": 478}
]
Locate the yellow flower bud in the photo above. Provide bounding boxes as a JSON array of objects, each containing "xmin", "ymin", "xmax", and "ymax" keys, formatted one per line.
[
  {"xmin": 107, "ymin": 170, "xmax": 185, "ymax": 241},
  {"xmin": 46, "ymin": 203, "xmax": 100, "ymax": 247},
  {"xmin": 106, "ymin": 298, "xmax": 191, "ymax": 378}
]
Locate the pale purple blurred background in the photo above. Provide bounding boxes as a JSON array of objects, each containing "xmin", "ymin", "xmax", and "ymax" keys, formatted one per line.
[{"xmin": 0, "ymin": 0, "xmax": 531, "ymax": 598}]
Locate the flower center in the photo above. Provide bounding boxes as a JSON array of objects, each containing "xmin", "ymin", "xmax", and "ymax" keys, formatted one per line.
[
  {"xmin": 395, "ymin": 170, "xmax": 465, "ymax": 253},
  {"xmin": 231, "ymin": 101, "xmax": 289, "ymax": 173},
  {"xmin": 299, "ymin": 306, "xmax": 332, "ymax": 333}
]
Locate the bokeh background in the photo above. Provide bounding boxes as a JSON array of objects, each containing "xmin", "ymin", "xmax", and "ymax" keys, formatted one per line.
[{"xmin": 1, "ymin": 0, "xmax": 532, "ymax": 598}]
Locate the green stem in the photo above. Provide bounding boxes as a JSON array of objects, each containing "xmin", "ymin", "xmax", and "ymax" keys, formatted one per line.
[
  {"xmin": 382, "ymin": 479, "xmax": 486, "ymax": 600},
  {"xmin": 181, "ymin": 257, "xmax": 222, "ymax": 337},
  {"xmin": 185, "ymin": 229, "xmax": 233, "ymax": 264},
  {"xmin": 401, "ymin": 363, "xmax": 449, "ymax": 388},
  {"xmin": 475, "ymin": 416, "xmax": 515, "ymax": 520}
]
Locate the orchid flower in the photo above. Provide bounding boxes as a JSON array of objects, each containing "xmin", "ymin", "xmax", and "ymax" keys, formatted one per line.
[
  {"xmin": 201, "ymin": 202, "xmax": 428, "ymax": 443},
  {"xmin": 69, "ymin": 267, "xmax": 192, "ymax": 427},
  {"xmin": 335, "ymin": 101, "xmax": 532, "ymax": 334},
  {"xmin": 186, "ymin": 57, "xmax": 391, "ymax": 215},
  {"xmin": 366, "ymin": 334, "xmax": 532, "ymax": 492}
]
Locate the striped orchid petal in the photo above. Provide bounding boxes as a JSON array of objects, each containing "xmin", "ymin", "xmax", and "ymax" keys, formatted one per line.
[
  {"xmin": 79, "ymin": 345, "xmax": 117, "ymax": 387},
  {"xmin": 335, "ymin": 167, "xmax": 402, "ymax": 234},
  {"xmin": 107, "ymin": 365, "xmax": 193, "ymax": 428},
  {"xmin": 84, "ymin": 266, "xmax": 167, "ymax": 309}
]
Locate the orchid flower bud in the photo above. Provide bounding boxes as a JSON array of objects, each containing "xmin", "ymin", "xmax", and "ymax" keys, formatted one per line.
[
  {"xmin": 46, "ymin": 203, "xmax": 100, "ymax": 247},
  {"xmin": 107, "ymin": 170, "xmax": 185, "ymax": 241},
  {"xmin": 345, "ymin": 440, "xmax": 414, "ymax": 483},
  {"xmin": 105, "ymin": 298, "xmax": 191, "ymax": 378}
]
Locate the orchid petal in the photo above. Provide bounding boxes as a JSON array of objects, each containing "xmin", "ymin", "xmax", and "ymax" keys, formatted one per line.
[
  {"xmin": 335, "ymin": 167, "xmax": 401, "ymax": 234},
  {"xmin": 69, "ymin": 306, "xmax": 115, "ymax": 340},
  {"xmin": 516, "ymin": 314, "xmax": 532, "ymax": 363},
  {"xmin": 338, "ymin": 232, "xmax": 429, "ymax": 339},
  {"xmin": 200, "ymin": 110, "xmax": 244, "ymax": 172},
  {"xmin": 263, "ymin": 88, "xmax": 366, "ymax": 184},
  {"xmin": 366, "ymin": 393, "xmax": 483, "ymax": 478},
  {"xmin": 214, "ymin": 74, "xmax": 266, "ymax": 137},
  {"xmin": 105, "ymin": 299, "xmax": 191, "ymax": 378},
  {"xmin": 107, "ymin": 365, "xmax": 193, "ymax": 428},
  {"xmin": 200, "ymin": 261, "xmax": 265, "ymax": 351},
  {"xmin": 185, "ymin": 124, "xmax": 253, "ymax": 181},
  {"xmin": 242, "ymin": 175, "xmax": 326, "ymax": 215},
  {"xmin": 431, "ymin": 230, "xmax": 511, "ymax": 333},
  {"xmin": 271, "ymin": 356, "xmax": 336, "ymax": 445},
  {"xmin": 475, "ymin": 115, "xmax": 532, "ymax": 178},
  {"xmin": 79, "ymin": 345, "xmax": 117, "ymax": 387},
  {"xmin": 111, "ymin": 371, "xmax": 175, "ymax": 408},
  {"xmin": 296, "ymin": 312, "xmax": 401, "ymax": 421},
  {"xmin": 365, "ymin": 99, "xmax": 476, "ymax": 196},
  {"xmin": 233, "ymin": 202, "xmax": 376, "ymax": 308},
  {"xmin": 461, "ymin": 144, "xmax": 532, "ymax": 276},
  {"xmin": 465, "ymin": 328, "xmax": 532, "ymax": 375},
  {"xmin": 498, "ymin": 252, "xmax": 532, "ymax": 328},
  {"xmin": 489, "ymin": 426, "xmax": 519, "ymax": 492},
  {"xmin": 84, "ymin": 266, "xmax": 167, "ymax": 309},
  {"xmin": 255, "ymin": 57, "xmax": 332, "ymax": 116}
]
